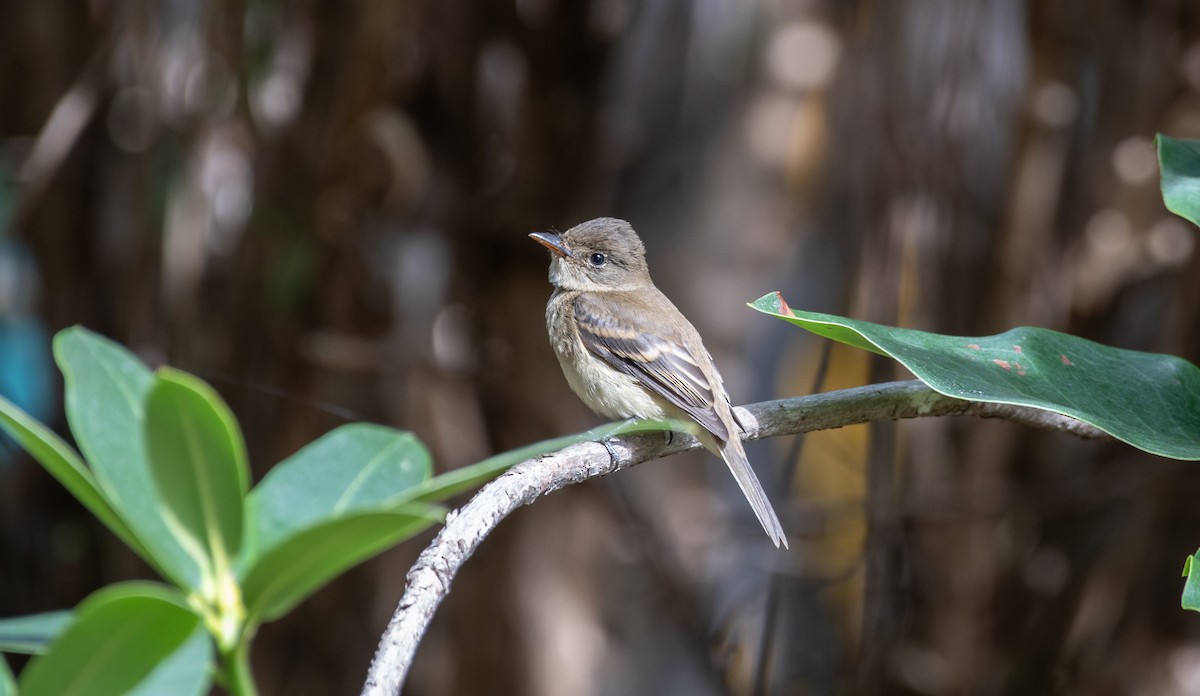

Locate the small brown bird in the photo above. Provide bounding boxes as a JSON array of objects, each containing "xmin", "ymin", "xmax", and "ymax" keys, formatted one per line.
[{"xmin": 530, "ymin": 217, "xmax": 787, "ymax": 548}]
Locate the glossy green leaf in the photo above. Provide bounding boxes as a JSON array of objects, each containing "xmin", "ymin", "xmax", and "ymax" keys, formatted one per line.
[
  {"xmin": 241, "ymin": 506, "xmax": 443, "ymax": 621},
  {"xmin": 399, "ymin": 417, "xmax": 695, "ymax": 505},
  {"xmin": 54, "ymin": 328, "xmax": 200, "ymax": 588},
  {"xmin": 1184, "ymin": 553, "xmax": 1200, "ymax": 612},
  {"xmin": 0, "ymin": 611, "xmax": 73, "ymax": 655},
  {"xmin": 1157, "ymin": 134, "xmax": 1200, "ymax": 227},
  {"xmin": 124, "ymin": 621, "xmax": 211, "ymax": 696},
  {"xmin": 17, "ymin": 583, "xmax": 207, "ymax": 696},
  {"xmin": 751, "ymin": 292, "xmax": 1200, "ymax": 460},
  {"xmin": 0, "ymin": 395, "xmax": 142, "ymax": 559},
  {"xmin": 237, "ymin": 421, "xmax": 674, "ymax": 621},
  {"xmin": 144, "ymin": 368, "xmax": 249, "ymax": 577},
  {"xmin": 243, "ymin": 423, "xmax": 431, "ymax": 563}
]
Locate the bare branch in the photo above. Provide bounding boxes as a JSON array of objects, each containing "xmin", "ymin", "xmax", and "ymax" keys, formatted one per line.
[{"xmin": 360, "ymin": 380, "xmax": 1107, "ymax": 695}]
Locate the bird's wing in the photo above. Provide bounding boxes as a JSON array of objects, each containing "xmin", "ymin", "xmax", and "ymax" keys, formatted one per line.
[{"xmin": 574, "ymin": 292, "xmax": 730, "ymax": 441}]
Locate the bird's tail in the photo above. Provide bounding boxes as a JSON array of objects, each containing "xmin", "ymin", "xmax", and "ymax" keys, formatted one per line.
[{"xmin": 711, "ymin": 433, "xmax": 788, "ymax": 548}]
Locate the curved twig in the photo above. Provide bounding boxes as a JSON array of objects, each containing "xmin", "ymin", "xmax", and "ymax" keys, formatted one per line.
[{"xmin": 360, "ymin": 380, "xmax": 1107, "ymax": 695}]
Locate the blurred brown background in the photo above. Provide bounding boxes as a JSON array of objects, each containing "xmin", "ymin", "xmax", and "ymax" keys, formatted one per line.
[{"xmin": 2, "ymin": 1, "xmax": 1200, "ymax": 694}]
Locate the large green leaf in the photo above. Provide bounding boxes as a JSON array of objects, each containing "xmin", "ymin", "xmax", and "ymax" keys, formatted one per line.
[
  {"xmin": 241, "ymin": 506, "xmax": 443, "ymax": 621},
  {"xmin": 1157, "ymin": 134, "xmax": 1200, "ymax": 227},
  {"xmin": 751, "ymin": 293, "xmax": 1200, "ymax": 460},
  {"xmin": 54, "ymin": 328, "xmax": 200, "ymax": 588},
  {"xmin": 0, "ymin": 395, "xmax": 142, "ymax": 558},
  {"xmin": 17, "ymin": 583, "xmax": 208, "ymax": 696},
  {"xmin": 243, "ymin": 423, "xmax": 431, "ymax": 563},
  {"xmin": 124, "ymin": 621, "xmax": 211, "ymax": 696},
  {"xmin": 0, "ymin": 611, "xmax": 73, "ymax": 655},
  {"xmin": 144, "ymin": 368, "xmax": 249, "ymax": 579},
  {"xmin": 398, "ymin": 417, "xmax": 695, "ymax": 505},
  {"xmin": 238, "ymin": 417, "xmax": 698, "ymax": 621}
]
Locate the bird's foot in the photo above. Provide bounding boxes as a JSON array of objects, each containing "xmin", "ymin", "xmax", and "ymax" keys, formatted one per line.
[{"xmin": 601, "ymin": 438, "xmax": 620, "ymax": 466}]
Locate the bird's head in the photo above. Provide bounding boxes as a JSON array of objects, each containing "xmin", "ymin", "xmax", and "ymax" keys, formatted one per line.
[{"xmin": 529, "ymin": 217, "xmax": 652, "ymax": 292}]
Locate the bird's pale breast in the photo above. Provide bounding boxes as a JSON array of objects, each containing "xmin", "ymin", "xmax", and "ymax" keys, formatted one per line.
[{"xmin": 546, "ymin": 289, "xmax": 666, "ymax": 421}]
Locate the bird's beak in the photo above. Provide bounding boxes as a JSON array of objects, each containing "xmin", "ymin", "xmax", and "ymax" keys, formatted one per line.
[{"xmin": 529, "ymin": 231, "xmax": 572, "ymax": 258}]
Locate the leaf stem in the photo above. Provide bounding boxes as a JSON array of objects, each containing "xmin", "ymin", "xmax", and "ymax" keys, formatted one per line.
[{"xmin": 223, "ymin": 639, "xmax": 259, "ymax": 696}]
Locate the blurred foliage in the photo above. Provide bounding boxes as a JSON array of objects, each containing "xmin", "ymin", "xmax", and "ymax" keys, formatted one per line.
[
  {"xmin": 2, "ymin": 327, "xmax": 665, "ymax": 692},
  {"xmin": 1, "ymin": 1, "xmax": 1200, "ymax": 694}
]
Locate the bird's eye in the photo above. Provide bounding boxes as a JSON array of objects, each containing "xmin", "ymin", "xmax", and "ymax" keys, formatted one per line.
[{"xmin": 588, "ymin": 252, "xmax": 606, "ymax": 267}]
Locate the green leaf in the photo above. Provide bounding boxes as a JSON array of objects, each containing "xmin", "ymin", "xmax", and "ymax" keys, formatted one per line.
[
  {"xmin": 144, "ymin": 368, "xmax": 249, "ymax": 578},
  {"xmin": 751, "ymin": 293, "xmax": 1200, "ymax": 460},
  {"xmin": 124, "ymin": 621, "xmax": 211, "ymax": 696},
  {"xmin": 399, "ymin": 418, "xmax": 693, "ymax": 505},
  {"xmin": 238, "ymin": 417, "xmax": 689, "ymax": 622},
  {"xmin": 241, "ymin": 506, "xmax": 443, "ymax": 621},
  {"xmin": 0, "ymin": 611, "xmax": 74, "ymax": 655},
  {"xmin": 0, "ymin": 395, "xmax": 141, "ymax": 559},
  {"xmin": 1184, "ymin": 553, "xmax": 1200, "ymax": 612},
  {"xmin": 54, "ymin": 328, "xmax": 200, "ymax": 589},
  {"xmin": 17, "ymin": 583, "xmax": 209, "ymax": 696},
  {"xmin": 243, "ymin": 423, "xmax": 431, "ymax": 563},
  {"xmin": 1157, "ymin": 134, "xmax": 1200, "ymax": 227}
]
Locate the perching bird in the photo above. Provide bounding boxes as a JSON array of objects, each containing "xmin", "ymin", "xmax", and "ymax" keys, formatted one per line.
[{"xmin": 530, "ymin": 217, "xmax": 787, "ymax": 548}]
